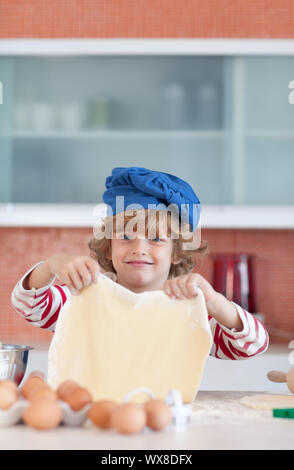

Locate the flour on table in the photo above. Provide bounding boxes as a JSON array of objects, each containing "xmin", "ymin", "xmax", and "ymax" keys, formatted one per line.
[{"xmin": 191, "ymin": 391, "xmax": 268, "ymax": 421}]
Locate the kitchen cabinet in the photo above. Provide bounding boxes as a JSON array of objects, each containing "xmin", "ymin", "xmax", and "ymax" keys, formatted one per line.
[{"xmin": 0, "ymin": 40, "xmax": 294, "ymax": 226}]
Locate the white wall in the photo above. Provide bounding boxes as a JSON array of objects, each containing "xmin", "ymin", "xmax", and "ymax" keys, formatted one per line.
[{"xmin": 23, "ymin": 345, "xmax": 291, "ymax": 395}]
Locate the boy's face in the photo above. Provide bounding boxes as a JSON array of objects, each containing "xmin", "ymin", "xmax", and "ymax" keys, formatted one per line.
[{"xmin": 109, "ymin": 227, "xmax": 175, "ymax": 293}]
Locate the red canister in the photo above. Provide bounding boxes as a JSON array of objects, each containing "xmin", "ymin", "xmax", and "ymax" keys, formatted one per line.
[{"xmin": 211, "ymin": 253, "xmax": 257, "ymax": 313}]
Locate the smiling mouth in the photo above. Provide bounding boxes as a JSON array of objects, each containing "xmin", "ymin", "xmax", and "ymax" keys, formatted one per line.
[{"xmin": 126, "ymin": 261, "xmax": 153, "ymax": 266}]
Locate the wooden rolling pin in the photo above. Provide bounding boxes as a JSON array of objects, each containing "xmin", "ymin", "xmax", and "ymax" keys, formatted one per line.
[{"xmin": 267, "ymin": 367, "xmax": 294, "ymax": 393}]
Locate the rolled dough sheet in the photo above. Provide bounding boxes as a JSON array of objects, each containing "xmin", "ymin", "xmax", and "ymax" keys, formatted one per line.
[
  {"xmin": 240, "ymin": 394, "xmax": 294, "ymax": 410},
  {"xmin": 48, "ymin": 274, "xmax": 212, "ymax": 403}
]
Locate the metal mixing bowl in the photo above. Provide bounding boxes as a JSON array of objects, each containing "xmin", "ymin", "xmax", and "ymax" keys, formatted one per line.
[{"xmin": 0, "ymin": 344, "xmax": 33, "ymax": 386}]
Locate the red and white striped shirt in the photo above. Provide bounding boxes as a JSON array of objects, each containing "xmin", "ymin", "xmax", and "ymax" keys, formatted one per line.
[{"xmin": 11, "ymin": 261, "xmax": 269, "ymax": 360}]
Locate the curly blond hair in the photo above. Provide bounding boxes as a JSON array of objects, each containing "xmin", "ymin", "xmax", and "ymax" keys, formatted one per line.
[{"xmin": 88, "ymin": 209, "xmax": 208, "ymax": 279}]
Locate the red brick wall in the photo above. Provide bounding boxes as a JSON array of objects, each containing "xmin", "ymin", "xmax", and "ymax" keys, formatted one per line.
[
  {"xmin": 1, "ymin": 226, "xmax": 294, "ymax": 346},
  {"xmin": 0, "ymin": 0, "xmax": 293, "ymax": 38}
]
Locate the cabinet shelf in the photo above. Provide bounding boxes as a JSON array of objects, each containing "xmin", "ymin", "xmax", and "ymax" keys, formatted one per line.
[
  {"xmin": 9, "ymin": 129, "xmax": 294, "ymax": 139},
  {"xmin": 246, "ymin": 130, "xmax": 294, "ymax": 138},
  {"xmin": 1, "ymin": 203, "xmax": 293, "ymax": 228},
  {"xmin": 9, "ymin": 130, "xmax": 226, "ymax": 139}
]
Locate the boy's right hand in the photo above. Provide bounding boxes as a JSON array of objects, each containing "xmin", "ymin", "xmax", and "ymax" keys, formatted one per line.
[{"xmin": 46, "ymin": 253, "xmax": 101, "ymax": 296}]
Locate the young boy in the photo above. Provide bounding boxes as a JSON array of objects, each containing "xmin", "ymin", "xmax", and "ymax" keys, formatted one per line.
[{"xmin": 11, "ymin": 167, "xmax": 268, "ymax": 360}]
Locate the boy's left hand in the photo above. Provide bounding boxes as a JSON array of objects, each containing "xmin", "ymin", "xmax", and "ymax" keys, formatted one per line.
[
  {"xmin": 163, "ymin": 272, "xmax": 217, "ymax": 307},
  {"xmin": 164, "ymin": 272, "xmax": 243, "ymax": 331}
]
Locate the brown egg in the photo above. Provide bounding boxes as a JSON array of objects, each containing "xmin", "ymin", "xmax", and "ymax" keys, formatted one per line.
[
  {"xmin": 29, "ymin": 386, "xmax": 57, "ymax": 403},
  {"xmin": 111, "ymin": 403, "xmax": 146, "ymax": 435},
  {"xmin": 0, "ymin": 384, "xmax": 18, "ymax": 410},
  {"xmin": 28, "ymin": 370, "xmax": 46, "ymax": 380},
  {"xmin": 56, "ymin": 380, "xmax": 80, "ymax": 401},
  {"xmin": 64, "ymin": 387, "xmax": 92, "ymax": 411},
  {"xmin": 21, "ymin": 376, "xmax": 45, "ymax": 399},
  {"xmin": 144, "ymin": 399, "xmax": 172, "ymax": 431},
  {"xmin": 88, "ymin": 400, "xmax": 118, "ymax": 429},
  {"xmin": 23, "ymin": 399, "xmax": 63, "ymax": 430},
  {"xmin": 25, "ymin": 382, "xmax": 51, "ymax": 400},
  {"xmin": 0, "ymin": 380, "xmax": 18, "ymax": 393}
]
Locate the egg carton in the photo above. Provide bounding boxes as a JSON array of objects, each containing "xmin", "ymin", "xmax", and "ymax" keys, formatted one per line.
[
  {"xmin": 0, "ymin": 399, "xmax": 91, "ymax": 427},
  {"xmin": 123, "ymin": 387, "xmax": 192, "ymax": 426},
  {"xmin": 0, "ymin": 388, "xmax": 191, "ymax": 428},
  {"xmin": 0, "ymin": 399, "xmax": 29, "ymax": 426}
]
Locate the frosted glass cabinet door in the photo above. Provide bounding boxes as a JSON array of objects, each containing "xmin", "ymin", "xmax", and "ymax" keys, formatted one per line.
[
  {"xmin": 1, "ymin": 56, "xmax": 226, "ymax": 205},
  {"xmin": 12, "ymin": 136, "xmax": 225, "ymax": 204},
  {"xmin": 0, "ymin": 59, "xmax": 13, "ymax": 203},
  {"xmin": 245, "ymin": 57, "xmax": 294, "ymax": 131},
  {"xmin": 242, "ymin": 57, "xmax": 294, "ymax": 204},
  {"xmin": 1, "ymin": 54, "xmax": 294, "ymax": 207}
]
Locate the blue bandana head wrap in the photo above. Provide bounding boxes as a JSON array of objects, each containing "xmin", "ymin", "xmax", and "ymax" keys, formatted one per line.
[{"xmin": 102, "ymin": 167, "xmax": 201, "ymax": 231}]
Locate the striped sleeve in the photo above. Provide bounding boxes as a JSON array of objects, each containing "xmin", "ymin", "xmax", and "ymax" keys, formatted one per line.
[
  {"xmin": 209, "ymin": 302, "xmax": 269, "ymax": 360},
  {"xmin": 10, "ymin": 261, "xmax": 70, "ymax": 332}
]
